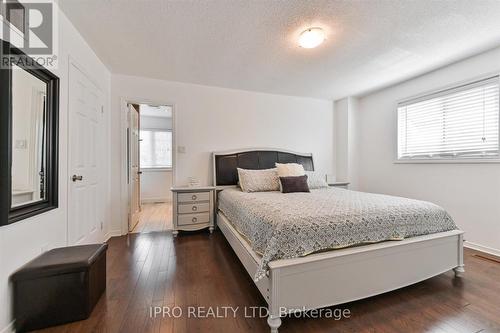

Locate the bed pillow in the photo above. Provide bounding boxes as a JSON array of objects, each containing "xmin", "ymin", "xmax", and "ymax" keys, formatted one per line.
[
  {"xmin": 275, "ymin": 163, "xmax": 306, "ymax": 177},
  {"xmin": 305, "ymin": 171, "xmax": 328, "ymax": 189},
  {"xmin": 275, "ymin": 162, "xmax": 305, "ymax": 191},
  {"xmin": 237, "ymin": 168, "xmax": 280, "ymax": 192},
  {"xmin": 279, "ymin": 175, "xmax": 310, "ymax": 193}
]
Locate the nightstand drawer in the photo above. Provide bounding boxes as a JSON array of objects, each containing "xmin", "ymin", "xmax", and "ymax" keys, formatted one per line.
[
  {"xmin": 178, "ymin": 213, "xmax": 210, "ymax": 226},
  {"xmin": 178, "ymin": 203, "xmax": 209, "ymax": 214},
  {"xmin": 178, "ymin": 192, "xmax": 210, "ymax": 203}
]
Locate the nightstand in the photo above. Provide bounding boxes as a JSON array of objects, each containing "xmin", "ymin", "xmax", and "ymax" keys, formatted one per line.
[
  {"xmin": 328, "ymin": 182, "xmax": 350, "ymax": 189},
  {"xmin": 171, "ymin": 186, "xmax": 215, "ymax": 237}
]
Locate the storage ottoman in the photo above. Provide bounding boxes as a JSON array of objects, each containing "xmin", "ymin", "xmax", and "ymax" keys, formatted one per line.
[{"xmin": 11, "ymin": 243, "xmax": 108, "ymax": 332}]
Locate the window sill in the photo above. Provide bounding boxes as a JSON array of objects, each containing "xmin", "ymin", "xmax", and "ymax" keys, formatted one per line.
[
  {"xmin": 141, "ymin": 167, "xmax": 173, "ymax": 172},
  {"xmin": 394, "ymin": 159, "xmax": 500, "ymax": 164}
]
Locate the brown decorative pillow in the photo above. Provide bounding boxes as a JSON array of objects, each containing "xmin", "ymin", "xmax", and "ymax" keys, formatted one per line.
[{"xmin": 279, "ymin": 175, "xmax": 310, "ymax": 193}]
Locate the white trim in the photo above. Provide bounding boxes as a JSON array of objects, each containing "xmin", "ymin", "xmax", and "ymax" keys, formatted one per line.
[
  {"xmin": 120, "ymin": 97, "xmax": 177, "ymax": 236},
  {"xmin": 0, "ymin": 320, "xmax": 14, "ymax": 333},
  {"xmin": 464, "ymin": 241, "xmax": 500, "ymax": 257},
  {"xmin": 141, "ymin": 127, "xmax": 172, "ymax": 131},
  {"xmin": 105, "ymin": 229, "xmax": 122, "ymax": 242},
  {"xmin": 394, "ymin": 159, "xmax": 500, "ymax": 164},
  {"xmin": 141, "ymin": 167, "xmax": 173, "ymax": 172}
]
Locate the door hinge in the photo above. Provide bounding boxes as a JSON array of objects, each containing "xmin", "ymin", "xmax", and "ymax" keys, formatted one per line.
[
  {"xmin": 101, "ymin": 105, "xmax": 104, "ymax": 114},
  {"xmin": 100, "ymin": 221, "xmax": 103, "ymax": 230}
]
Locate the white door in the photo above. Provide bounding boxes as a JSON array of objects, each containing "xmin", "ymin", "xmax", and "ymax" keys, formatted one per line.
[
  {"xmin": 128, "ymin": 104, "xmax": 141, "ymax": 231},
  {"xmin": 68, "ymin": 63, "xmax": 104, "ymax": 245}
]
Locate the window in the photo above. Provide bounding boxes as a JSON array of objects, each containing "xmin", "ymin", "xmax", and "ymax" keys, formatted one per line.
[
  {"xmin": 397, "ymin": 76, "xmax": 499, "ymax": 161},
  {"xmin": 140, "ymin": 129, "xmax": 172, "ymax": 168}
]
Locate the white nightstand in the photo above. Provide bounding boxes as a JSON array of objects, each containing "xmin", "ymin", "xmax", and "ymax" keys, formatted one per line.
[
  {"xmin": 328, "ymin": 182, "xmax": 350, "ymax": 189},
  {"xmin": 171, "ymin": 186, "xmax": 215, "ymax": 237}
]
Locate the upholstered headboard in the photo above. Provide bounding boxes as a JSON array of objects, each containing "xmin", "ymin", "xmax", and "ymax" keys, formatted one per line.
[{"xmin": 212, "ymin": 148, "xmax": 314, "ymax": 187}]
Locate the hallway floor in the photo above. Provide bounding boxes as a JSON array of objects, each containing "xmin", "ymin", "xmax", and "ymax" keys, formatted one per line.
[{"xmin": 131, "ymin": 203, "xmax": 172, "ymax": 233}]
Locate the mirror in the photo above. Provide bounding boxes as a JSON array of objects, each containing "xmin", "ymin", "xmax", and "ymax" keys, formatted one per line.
[
  {"xmin": 11, "ymin": 64, "xmax": 48, "ymax": 207},
  {"xmin": 0, "ymin": 40, "xmax": 59, "ymax": 225}
]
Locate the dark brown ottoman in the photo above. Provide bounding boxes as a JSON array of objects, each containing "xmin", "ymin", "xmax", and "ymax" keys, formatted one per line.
[{"xmin": 11, "ymin": 244, "xmax": 108, "ymax": 332}]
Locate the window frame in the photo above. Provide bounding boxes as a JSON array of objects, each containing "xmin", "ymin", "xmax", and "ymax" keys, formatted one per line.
[
  {"xmin": 395, "ymin": 74, "xmax": 500, "ymax": 164},
  {"xmin": 139, "ymin": 128, "xmax": 173, "ymax": 170}
]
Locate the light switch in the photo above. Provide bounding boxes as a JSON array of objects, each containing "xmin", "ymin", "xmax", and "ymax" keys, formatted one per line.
[{"xmin": 177, "ymin": 146, "xmax": 186, "ymax": 153}]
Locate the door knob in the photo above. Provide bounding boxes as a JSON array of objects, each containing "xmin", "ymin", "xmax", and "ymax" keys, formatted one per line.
[{"xmin": 72, "ymin": 175, "xmax": 83, "ymax": 182}]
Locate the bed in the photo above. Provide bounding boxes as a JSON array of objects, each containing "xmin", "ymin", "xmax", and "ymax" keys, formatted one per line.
[{"xmin": 212, "ymin": 148, "xmax": 464, "ymax": 333}]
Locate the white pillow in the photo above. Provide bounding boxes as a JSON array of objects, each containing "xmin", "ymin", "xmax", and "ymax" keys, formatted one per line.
[
  {"xmin": 237, "ymin": 168, "xmax": 280, "ymax": 192},
  {"xmin": 275, "ymin": 163, "xmax": 306, "ymax": 191},
  {"xmin": 275, "ymin": 163, "xmax": 305, "ymax": 177},
  {"xmin": 305, "ymin": 171, "xmax": 328, "ymax": 189}
]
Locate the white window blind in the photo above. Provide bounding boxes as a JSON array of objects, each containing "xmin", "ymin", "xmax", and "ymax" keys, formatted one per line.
[
  {"xmin": 140, "ymin": 129, "xmax": 172, "ymax": 168},
  {"xmin": 397, "ymin": 76, "xmax": 500, "ymax": 160}
]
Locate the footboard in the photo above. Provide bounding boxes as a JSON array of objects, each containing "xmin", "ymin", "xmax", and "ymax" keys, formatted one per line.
[
  {"xmin": 266, "ymin": 230, "xmax": 464, "ymax": 331},
  {"xmin": 217, "ymin": 212, "xmax": 464, "ymax": 333}
]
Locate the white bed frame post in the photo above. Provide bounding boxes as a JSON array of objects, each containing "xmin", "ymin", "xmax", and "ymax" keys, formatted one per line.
[
  {"xmin": 453, "ymin": 233, "xmax": 465, "ymax": 277},
  {"xmin": 268, "ymin": 269, "xmax": 282, "ymax": 333}
]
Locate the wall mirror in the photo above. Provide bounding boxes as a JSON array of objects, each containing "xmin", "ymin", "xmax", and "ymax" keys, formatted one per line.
[{"xmin": 0, "ymin": 41, "xmax": 59, "ymax": 225}]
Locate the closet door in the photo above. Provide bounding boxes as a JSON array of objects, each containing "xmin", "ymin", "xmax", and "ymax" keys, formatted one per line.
[{"xmin": 68, "ymin": 63, "xmax": 105, "ymax": 245}]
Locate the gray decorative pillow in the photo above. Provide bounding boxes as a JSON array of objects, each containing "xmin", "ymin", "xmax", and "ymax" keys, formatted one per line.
[
  {"xmin": 237, "ymin": 168, "xmax": 280, "ymax": 192},
  {"xmin": 279, "ymin": 175, "xmax": 310, "ymax": 193},
  {"xmin": 305, "ymin": 171, "xmax": 328, "ymax": 189}
]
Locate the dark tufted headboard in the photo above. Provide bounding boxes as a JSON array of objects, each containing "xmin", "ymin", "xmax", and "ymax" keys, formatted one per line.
[{"xmin": 212, "ymin": 148, "xmax": 314, "ymax": 187}]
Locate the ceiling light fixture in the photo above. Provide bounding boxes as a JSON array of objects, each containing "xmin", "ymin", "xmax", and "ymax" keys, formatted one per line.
[{"xmin": 298, "ymin": 27, "xmax": 325, "ymax": 49}]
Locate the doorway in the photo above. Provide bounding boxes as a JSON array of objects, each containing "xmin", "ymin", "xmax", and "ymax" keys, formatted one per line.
[{"xmin": 126, "ymin": 103, "xmax": 174, "ymax": 233}]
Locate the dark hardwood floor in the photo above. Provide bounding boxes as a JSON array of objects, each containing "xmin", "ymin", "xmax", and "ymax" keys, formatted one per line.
[{"xmin": 36, "ymin": 231, "xmax": 500, "ymax": 333}]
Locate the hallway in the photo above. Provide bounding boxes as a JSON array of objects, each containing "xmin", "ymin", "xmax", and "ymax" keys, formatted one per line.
[{"xmin": 131, "ymin": 203, "xmax": 172, "ymax": 233}]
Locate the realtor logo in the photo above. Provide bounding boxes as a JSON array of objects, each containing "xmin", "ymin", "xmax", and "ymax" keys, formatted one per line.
[{"xmin": 1, "ymin": 0, "xmax": 58, "ymax": 68}]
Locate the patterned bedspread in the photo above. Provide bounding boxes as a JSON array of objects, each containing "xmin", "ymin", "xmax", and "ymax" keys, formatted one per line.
[{"xmin": 218, "ymin": 187, "xmax": 457, "ymax": 281}]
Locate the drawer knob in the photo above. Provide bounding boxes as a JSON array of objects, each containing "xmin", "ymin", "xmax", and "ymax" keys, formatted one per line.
[
  {"xmin": 192, "ymin": 206, "xmax": 198, "ymax": 211},
  {"xmin": 192, "ymin": 195, "xmax": 197, "ymax": 200},
  {"xmin": 192, "ymin": 217, "xmax": 198, "ymax": 223}
]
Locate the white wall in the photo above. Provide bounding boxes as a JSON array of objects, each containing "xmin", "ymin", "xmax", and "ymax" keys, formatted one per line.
[
  {"xmin": 333, "ymin": 97, "xmax": 360, "ymax": 189},
  {"xmin": 140, "ymin": 115, "xmax": 173, "ymax": 203},
  {"xmin": 334, "ymin": 98, "xmax": 349, "ymax": 182},
  {"xmin": 141, "ymin": 170, "xmax": 173, "ymax": 203},
  {"xmin": 111, "ymin": 74, "xmax": 334, "ymax": 234},
  {"xmin": 0, "ymin": 7, "xmax": 111, "ymax": 332},
  {"xmin": 353, "ymin": 46, "xmax": 500, "ymax": 255}
]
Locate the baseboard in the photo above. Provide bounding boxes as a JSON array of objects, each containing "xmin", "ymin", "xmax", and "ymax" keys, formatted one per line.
[
  {"xmin": 1, "ymin": 321, "xmax": 14, "ymax": 333},
  {"xmin": 465, "ymin": 241, "xmax": 500, "ymax": 257},
  {"xmin": 141, "ymin": 197, "xmax": 171, "ymax": 204},
  {"xmin": 105, "ymin": 229, "xmax": 123, "ymax": 241}
]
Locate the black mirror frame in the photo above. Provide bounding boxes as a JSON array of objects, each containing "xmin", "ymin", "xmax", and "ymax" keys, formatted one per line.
[{"xmin": 0, "ymin": 40, "xmax": 59, "ymax": 226}]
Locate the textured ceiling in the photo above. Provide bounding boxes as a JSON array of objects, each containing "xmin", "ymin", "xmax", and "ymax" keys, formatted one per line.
[{"xmin": 59, "ymin": 0, "xmax": 500, "ymax": 100}]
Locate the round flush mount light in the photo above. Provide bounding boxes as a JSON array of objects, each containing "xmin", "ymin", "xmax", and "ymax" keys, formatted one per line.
[{"xmin": 298, "ymin": 27, "xmax": 325, "ymax": 48}]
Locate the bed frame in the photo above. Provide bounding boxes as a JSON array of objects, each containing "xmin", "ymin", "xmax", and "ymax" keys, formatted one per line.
[{"xmin": 212, "ymin": 148, "xmax": 465, "ymax": 333}]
